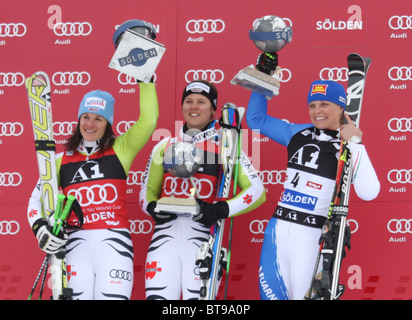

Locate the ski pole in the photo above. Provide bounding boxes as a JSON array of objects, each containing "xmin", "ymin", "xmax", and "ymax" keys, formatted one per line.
[
  {"xmin": 52, "ymin": 194, "xmax": 65, "ymax": 235},
  {"xmin": 28, "ymin": 255, "xmax": 49, "ymax": 300},
  {"xmin": 53, "ymin": 194, "xmax": 75, "ymax": 235},
  {"xmin": 224, "ymin": 127, "xmax": 242, "ymax": 300}
]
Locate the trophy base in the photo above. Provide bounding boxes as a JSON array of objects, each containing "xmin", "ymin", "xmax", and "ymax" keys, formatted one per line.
[
  {"xmin": 230, "ymin": 65, "xmax": 280, "ymax": 100},
  {"xmin": 155, "ymin": 196, "xmax": 200, "ymax": 216},
  {"xmin": 109, "ymin": 29, "xmax": 166, "ymax": 83}
]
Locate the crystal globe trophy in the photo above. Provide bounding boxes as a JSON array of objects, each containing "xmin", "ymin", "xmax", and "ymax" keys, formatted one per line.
[
  {"xmin": 231, "ymin": 15, "xmax": 292, "ymax": 99},
  {"xmin": 155, "ymin": 141, "xmax": 204, "ymax": 216}
]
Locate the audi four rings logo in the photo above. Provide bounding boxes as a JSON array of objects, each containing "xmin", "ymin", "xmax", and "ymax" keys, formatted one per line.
[
  {"xmin": 186, "ymin": 19, "xmax": 225, "ymax": 34},
  {"xmin": 387, "ymin": 169, "xmax": 412, "ymax": 184},
  {"xmin": 129, "ymin": 220, "xmax": 153, "ymax": 234},
  {"xmin": 109, "ymin": 269, "xmax": 132, "ymax": 281},
  {"xmin": 117, "ymin": 121, "xmax": 135, "ymax": 135},
  {"xmin": 118, "ymin": 73, "xmax": 135, "ymax": 85},
  {"xmin": 257, "ymin": 170, "xmax": 287, "ymax": 185},
  {"xmin": 0, "ymin": 23, "xmax": 26, "ymax": 37},
  {"xmin": 387, "ymin": 219, "xmax": 412, "ymax": 234},
  {"xmin": 0, "ymin": 73, "xmax": 25, "ymax": 87},
  {"xmin": 0, "ymin": 173, "xmax": 22, "ymax": 187},
  {"xmin": 388, "ymin": 15, "xmax": 412, "ymax": 30},
  {"xmin": 249, "ymin": 219, "xmax": 358, "ymax": 235},
  {"xmin": 53, "ymin": 22, "xmax": 92, "ymax": 36},
  {"xmin": 0, "ymin": 221, "xmax": 20, "ymax": 235},
  {"xmin": 67, "ymin": 184, "xmax": 118, "ymax": 206},
  {"xmin": 118, "ymin": 72, "xmax": 157, "ymax": 85},
  {"xmin": 164, "ymin": 176, "xmax": 214, "ymax": 198},
  {"xmin": 320, "ymin": 67, "xmax": 348, "ymax": 81},
  {"xmin": 53, "ymin": 121, "xmax": 77, "ymax": 136},
  {"xmin": 388, "ymin": 118, "xmax": 412, "ymax": 132},
  {"xmin": 0, "ymin": 122, "xmax": 24, "ymax": 136},
  {"xmin": 388, "ymin": 67, "xmax": 412, "ymax": 81},
  {"xmin": 249, "ymin": 219, "xmax": 269, "ymax": 234},
  {"xmin": 185, "ymin": 70, "xmax": 224, "ymax": 84},
  {"xmin": 52, "ymin": 72, "xmax": 91, "ymax": 86},
  {"xmin": 127, "ymin": 171, "xmax": 144, "ymax": 186}
]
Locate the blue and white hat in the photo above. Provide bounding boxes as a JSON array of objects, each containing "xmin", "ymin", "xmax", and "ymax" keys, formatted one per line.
[
  {"xmin": 307, "ymin": 80, "xmax": 347, "ymax": 109},
  {"xmin": 78, "ymin": 90, "xmax": 115, "ymax": 125}
]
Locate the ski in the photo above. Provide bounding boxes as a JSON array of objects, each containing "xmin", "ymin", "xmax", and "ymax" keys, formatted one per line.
[
  {"xmin": 197, "ymin": 103, "xmax": 245, "ymax": 300},
  {"xmin": 305, "ymin": 53, "xmax": 372, "ymax": 300},
  {"xmin": 26, "ymin": 72, "xmax": 73, "ymax": 300}
]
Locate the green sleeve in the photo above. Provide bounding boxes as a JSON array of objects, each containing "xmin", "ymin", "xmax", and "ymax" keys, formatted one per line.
[
  {"xmin": 226, "ymin": 151, "xmax": 266, "ymax": 217},
  {"xmin": 139, "ymin": 138, "xmax": 169, "ymax": 207},
  {"xmin": 113, "ymin": 82, "xmax": 159, "ymax": 173}
]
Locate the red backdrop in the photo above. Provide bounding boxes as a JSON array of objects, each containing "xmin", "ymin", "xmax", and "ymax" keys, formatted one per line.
[{"xmin": 0, "ymin": 0, "xmax": 411, "ymax": 300}]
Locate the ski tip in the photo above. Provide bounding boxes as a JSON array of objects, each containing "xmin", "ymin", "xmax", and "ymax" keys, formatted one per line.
[
  {"xmin": 348, "ymin": 53, "xmax": 372, "ymax": 63},
  {"xmin": 223, "ymin": 102, "xmax": 238, "ymax": 109},
  {"xmin": 26, "ymin": 72, "xmax": 50, "ymax": 90},
  {"xmin": 32, "ymin": 75, "xmax": 47, "ymax": 87}
]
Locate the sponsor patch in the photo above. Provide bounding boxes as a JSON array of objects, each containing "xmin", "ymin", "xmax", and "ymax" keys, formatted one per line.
[
  {"xmin": 85, "ymin": 97, "xmax": 106, "ymax": 110},
  {"xmin": 280, "ymin": 188, "xmax": 318, "ymax": 211},
  {"xmin": 310, "ymin": 84, "xmax": 328, "ymax": 96}
]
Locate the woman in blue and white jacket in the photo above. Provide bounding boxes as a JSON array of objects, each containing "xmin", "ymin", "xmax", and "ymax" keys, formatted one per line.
[{"xmin": 246, "ymin": 76, "xmax": 380, "ymax": 300}]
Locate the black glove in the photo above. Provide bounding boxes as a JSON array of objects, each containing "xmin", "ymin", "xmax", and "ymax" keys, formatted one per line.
[
  {"xmin": 256, "ymin": 52, "xmax": 278, "ymax": 75},
  {"xmin": 193, "ymin": 199, "xmax": 229, "ymax": 228},
  {"xmin": 146, "ymin": 201, "xmax": 177, "ymax": 224}
]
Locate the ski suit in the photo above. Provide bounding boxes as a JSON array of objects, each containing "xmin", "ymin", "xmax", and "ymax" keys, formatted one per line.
[
  {"xmin": 246, "ymin": 92, "xmax": 380, "ymax": 300},
  {"xmin": 27, "ymin": 82, "xmax": 158, "ymax": 300},
  {"xmin": 139, "ymin": 121, "xmax": 265, "ymax": 300}
]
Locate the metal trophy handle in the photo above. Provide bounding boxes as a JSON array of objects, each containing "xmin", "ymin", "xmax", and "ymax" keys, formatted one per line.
[
  {"xmin": 155, "ymin": 141, "xmax": 203, "ymax": 216},
  {"xmin": 231, "ymin": 15, "xmax": 292, "ymax": 99},
  {"xmin": 109, "ymin": 19, "xmax": 166, "ymax": 83}
]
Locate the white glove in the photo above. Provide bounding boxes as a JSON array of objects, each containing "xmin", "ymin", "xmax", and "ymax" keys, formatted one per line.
[{"xmin": 32, "ymin": 219, "xmax": 68, "ymax": 254}]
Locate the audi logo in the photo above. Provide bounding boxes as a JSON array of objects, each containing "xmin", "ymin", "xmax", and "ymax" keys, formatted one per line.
[
  {"xmin": 52, "ymin": 72, "xmax": 91, "ymax": 86},
  {"xmin": 129, "ymin": 219, "xmax": 153, "ymax": 234},
  {"xmin": 0, "ymin": 72, "xmax": 25, "ymax": 87},
  {"xmin": 0, "ymin": 172, "xmax": 22, "ymax": 187},
  {"xmin": 67, "ymin": 183, "xmax": 118, "ymax": 206},
  {"xmin": 388, "ymin": 118, "xmax": 412, "ymax": 132},
  {"xmin": 109, "ymin": 269, "xmax": 132, "ymax": 281},
  {"xmin": 388, "ymin": 67, "xmax": 412, "ymax": 81},
  {"xmin": 127, "ymin": 171, "xmax": 144, "ymax": 185},
  {"xmin": 185, "ymin": 69, "xmax": 224, "ymax": 84},
  {"xmin": 0, "ymin": 122, "xmax": 24, "ymax": 136},
  {"xmin": 53, "ymin": 121, "xmax": 77, "ymax": 136},
  {"xmin": 388, "ymin": 15, "xmax": 412, "ymax": 30},
  {"xmin": 53, "ymin": 22, "xmax": 92, "ymax": 36},
  {"xmin": 117, "ymin": 121, "xmax": 135, "ymax": 135},
  {"xmin": 118, "ymin": 73, "xmax": 135, "ymax": 85},
  {"xmin": 387, "ymin": 169, "xmax": 412, "ymax": 184},
  {"xmin": 186, "ymin": 19, "xmax": 225, "ymax": 34},
  {"xmin": 257, "ymin": 170, "xmax": 287, "ymax": 185},
  {"xmin": 248, "ymin": 219, "xmax": 358, "ymax": 235},
  {"xmin": 117, "ymin": 72, "xmax": 157, "ymax": 85},
  {"xmin": 249, "ymin": 219, "xmax": 269, "ymax": 234},
  {"xmin": 164, "ymin": 176, "xmax": 213, "ymax": 198},
  {"xmin": 0, "ymin": 221, "xmax": 20, "ymax": 235},
  {"xmin": 319, "ymin": 67, "xmax": 348, "ymax": 81},
  {"xmin": 0, "ymin": 23, "xmax": 26, "ymax": 37},
  {"xmin": 387, "ymin": 219, "xmax": 412, "ymax": 234}
]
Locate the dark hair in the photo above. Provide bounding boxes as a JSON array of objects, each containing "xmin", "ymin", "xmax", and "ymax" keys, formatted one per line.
[{"xmin": 65, "ymin": 119, "xmax": 116, "ymax": 153}]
